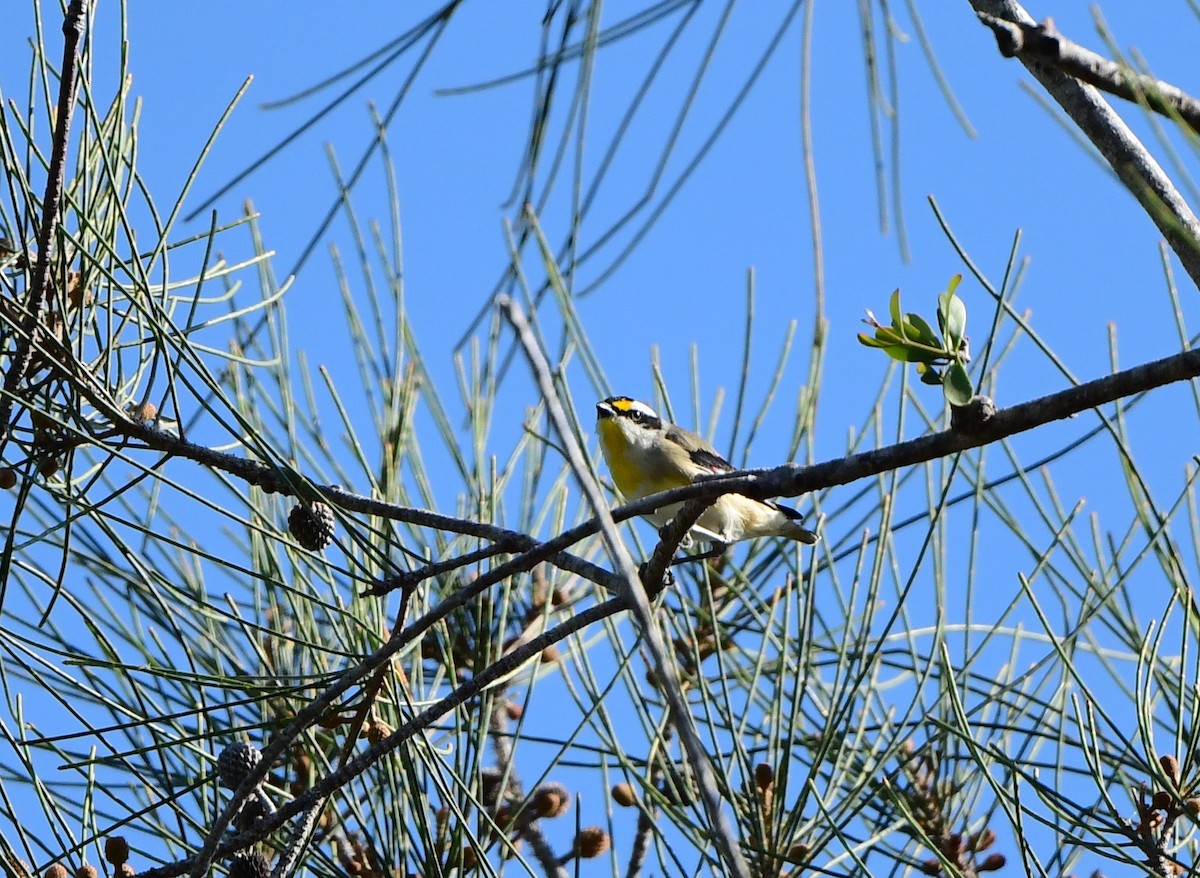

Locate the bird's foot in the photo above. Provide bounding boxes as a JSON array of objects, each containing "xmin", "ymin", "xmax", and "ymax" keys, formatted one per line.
[
  {"xmin": 658, "ymin": 524, "xmax": 694, "ymax": 550},
  {"xmin": 669, "ymin": 540, "xmax": 728, "ymax": 567},
  {"xmin": 638, "ymin": 560, "xmax": 675, "ymax": 595}
]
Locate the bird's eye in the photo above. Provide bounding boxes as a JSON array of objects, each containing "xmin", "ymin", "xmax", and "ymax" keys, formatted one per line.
[{"xmin": 629, "ymin": 411, "xmax": 642, "ymax": 422}]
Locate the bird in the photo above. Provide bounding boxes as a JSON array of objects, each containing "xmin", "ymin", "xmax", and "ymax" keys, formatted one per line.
[{"xmin": 595, "ymin": 395, "xmax": 818, "ymax": 549}]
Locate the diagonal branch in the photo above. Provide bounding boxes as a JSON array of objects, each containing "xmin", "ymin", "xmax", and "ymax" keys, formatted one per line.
[
  {"xmin": 149, "ymin": 597, "xmax": 627, "ymax": 878},
  {"xmin": 497, "ymin": 294, "xmax": 751, "ymax": 878},
  {"xmin": 136, "ymin": 333, "xmax": 1200, "ymax": 878},
  {"xmin": 969, "ymin": 0, "xmax": 1200, "ymax": 291},
  {"xmin": 977, "ymin": 14, "xmax": 1200, "ymax": 135},
  {"xmin": 615, "ymin": 343, "xmax": 1200, "ymax": 516},
  {"xmin": 0, "ymin": 2, "xmax": 88, "ymax": 448}
]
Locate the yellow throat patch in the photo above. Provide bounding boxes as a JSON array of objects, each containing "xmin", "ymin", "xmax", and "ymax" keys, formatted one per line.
[{"xmin": 598, "ymin": 416, "xmax": 690, "ymax": 500}]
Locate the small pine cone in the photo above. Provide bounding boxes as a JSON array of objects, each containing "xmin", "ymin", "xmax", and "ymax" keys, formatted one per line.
[
  {"xmin": 574, "ymin": 827, "xmax": 610, "ymax": 859},
  {"xmin": 971, "ymin": 828, "xmax": 996, "ymax": 852},
  {"xmin": 611, "ymin": 783, "xmax": 637, "ymax": 807},
  {"xmin": 978, "ymin": 852, "xmax": 1006, "ymax": 872},
  {"xmin": 66, "ymin": 271, "xmax": 92, "ymax": 310},
  {"xmin": 754, "ymin": 763, "xmax": 774, "ymax": 793},
  {"xmin": 495, "ymin": 805, "xmax": 517, "ymax": 831},
  {"xmin": 127, "ymin": 401, "xmax": 157, "ymax": 425},
  {"xmin": 228, "ymin": 851, "xmax": 271, "ymax": 878},
  {"xmin": 288, "ymin": 502, "xmax": 335, "ymax": 551},
  {"xmin": 104, "ymin": 838, "xmax": 129, "ymax": 867},
  {"xmin": 76, "ymin": 867, "xmax": 97, "ymax": 878},
  {"xmin": 1161, "ymin": 754, "xmax": 1182, "ymax": 784},
  {"xmin": 365, "ymin": 718, "xmax": 393, "ymax": 744},
  {"xmin": 532, "ymin": 783, "xmax": 570, "ymax": 818},
  {"xmin": 217, "ymin": 741, "xmax": 263, "ymax": 790},
  {"xmin": 44, "ymin": 866, "xmax": 68, "ymax": 878},
  {"xmin": 0, "ymin": 468, "xmax": 16, "ymax": 489}
]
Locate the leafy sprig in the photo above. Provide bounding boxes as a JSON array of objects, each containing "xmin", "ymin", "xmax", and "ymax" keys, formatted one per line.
[{"xmin": 858, "ymin": 275, "xmax": 972, "ymax": 407}]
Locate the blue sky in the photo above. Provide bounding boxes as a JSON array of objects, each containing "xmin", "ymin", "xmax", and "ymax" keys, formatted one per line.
[{"xmin": 98, "ymin": 1, "xmax": 1198, "ymax": 430}]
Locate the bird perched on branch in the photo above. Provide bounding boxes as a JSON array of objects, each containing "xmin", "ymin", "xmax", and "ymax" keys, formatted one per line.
[{"xmin": 595, "ymin": 396, "xmax": 818, "ymax": 549}]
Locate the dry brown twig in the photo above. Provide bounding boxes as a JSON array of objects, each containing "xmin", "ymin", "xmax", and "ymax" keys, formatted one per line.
[{"xmin": 0, "ymin": 2, "xmax": 88, "ymax": 449}]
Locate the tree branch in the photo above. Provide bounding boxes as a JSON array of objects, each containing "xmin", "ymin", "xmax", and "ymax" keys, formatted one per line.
[
  {"xmin": 582, "ymin": 344, "xmax": 1200, "ymax": 529},
  {"xmin": 977, "ymin": 14, "xmax": 1200, "ymax": 135},
  {"xmin": 0, "ymin": 2, "xmax": 88, "ymax": 448},
  {"xmin": 970, "ymin": 0, "xmax": 1200, "ymax": 291},
  {"xmin": 496, "ymin": 294, "xmax": 752, "ymax": 878},
  {"xmin": 149, "ymin": 598, "xmax": 627, "ymax": 878}
]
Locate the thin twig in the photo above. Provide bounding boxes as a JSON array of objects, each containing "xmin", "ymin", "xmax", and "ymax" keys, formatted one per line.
[
  {"xmin": 272, "ymin": 584, "xmax": 417, "ymax": 878},
  {"xmin": 0, "ymin": 2, "xmax": 88, "ymax": 449},
  {"xmin": 625, "ymin": 771, "xmax": 662, "ymax": 878},
  {"xmin": 496, "ymin": 294, "xmax": 752, "ymax": 878},
  {"xmin": 364, "ymin": 540, "xmax": 521, "ymax": 595},
  {"xmin": 272, "ymin": 797, "xmax": 324, "ymax": 878},
  {"xmin": 490, "ymin": 703, "xmax": 566, "ymax": 878}
]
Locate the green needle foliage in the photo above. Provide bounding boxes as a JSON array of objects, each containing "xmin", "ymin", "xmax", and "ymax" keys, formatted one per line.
[{"xmin": 3, "ymin": 3, "xmax": 1200, "ymax": 878}]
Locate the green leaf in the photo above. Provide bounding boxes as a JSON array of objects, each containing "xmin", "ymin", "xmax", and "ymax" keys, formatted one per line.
[
  {"xmin": 938, "ymin": 282, "xmax": 967, "ymax": 356},
  {"xmin": 861, "ymin": 328, "xmax": 944, "ymax": 362},
  {"xmin": 888, "ymin": 288, "xmax": 903, "ymax": 329},
  {"xmin": 905, "ymin": 312, "xmax": 941, "ymax": 349},
  {"xmin": 859, "ymin": 332, "xmax": 905, "ymax": 350},
  {"xmin": 872, "ymin": 327, "xmax": 907, "ymax": 347},
  {"xmin": 882, "ymin": 345, "xmax": 916, "ymax": 362},
  {"xmin": 943, "ymin": 361, "xmax": 973, "ymax": 407},
  {"xmin": 906, "ymin": 348, "xmax": 947, "ymax": 365}
]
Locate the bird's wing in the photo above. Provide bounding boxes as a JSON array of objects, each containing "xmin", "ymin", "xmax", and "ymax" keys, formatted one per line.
[
  {"xmin": 667, "ymin": 424, "xmax": 809, "ymax": 522},
  {"xmin": 665, "ymin": 424, "xmax": 735, "ymax": 474},
  {"xmin": 688, "ymin": 446, "xmax": 735, "ymax": 473},
  {"xmin": 768, "ymin": 499, "xmax": 806, "ymax": 520}
]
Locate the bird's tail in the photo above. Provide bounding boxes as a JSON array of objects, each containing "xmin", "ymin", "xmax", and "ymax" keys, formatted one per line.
[
  {"xmin": 781, "ymin": 519, "xmax": 819, "ymax": 545},
  {"xmin": 776, "ymin": 503, "xmax": 819, "ymax": 545}
]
